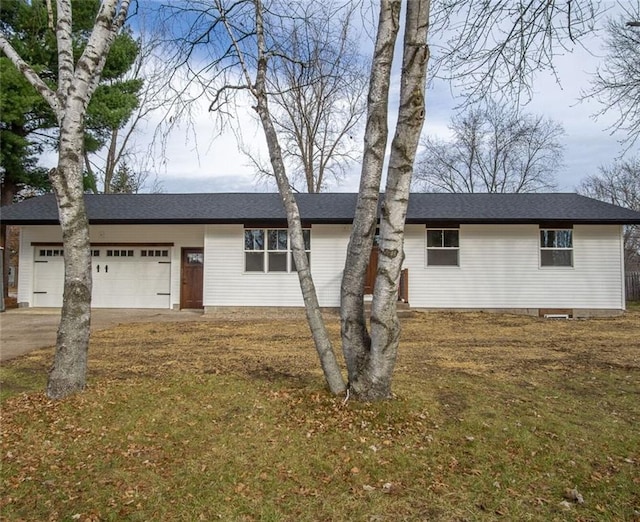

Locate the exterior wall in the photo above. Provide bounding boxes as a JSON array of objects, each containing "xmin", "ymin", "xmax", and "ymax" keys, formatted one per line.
[
  {"xmin": 306, "ymin": 224, "xmax": 351, "ymax": 306},
  {"xmin": 202, "ymin": 224, "xmax": 351, "ymax": 308},
  {"xmin": 16, "ymin": 222, "xmax": 626, "ymax": 312},
  {"xmin": 404, "ymin": 224, "xmax": 625, "ymax": 311},
  {"xmin": 17, "ymin": 224, "xmax": 205, "ymax": 308}
]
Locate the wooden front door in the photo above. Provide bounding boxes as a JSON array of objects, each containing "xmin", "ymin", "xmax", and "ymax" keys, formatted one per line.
[
  {"xmin": 364, "ymin": 245, "xmax": 378, "ymax": 295},
  {"xmin": 181, "ymin": 248, "xmax": 204, "ymax": 309}
]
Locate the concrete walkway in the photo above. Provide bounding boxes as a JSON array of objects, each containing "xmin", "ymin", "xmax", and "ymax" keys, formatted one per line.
[{"xmin": 0, "ymin": 308, "xmax": 204, "ymax": 362}]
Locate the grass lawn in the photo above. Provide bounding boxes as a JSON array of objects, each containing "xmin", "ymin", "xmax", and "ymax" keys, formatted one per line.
[{"xmin": 1, "ymin": 310, "xmax": 639, "ymax": 521}]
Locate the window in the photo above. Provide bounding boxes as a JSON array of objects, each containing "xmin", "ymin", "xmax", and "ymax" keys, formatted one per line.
[
  {"xmin": 244, "ymin": 228, "xmax": 310, "ymax": 272},
  {"xmin": 38, "ymin": 249, "xmax": 64, "ymax": 257},
  {"xmin": 186, "ymin": 252, "xmax": 203, "ymax": 265},
  {"xmin": 141, "ymin": 249, "xmax": 169, "ymax": 257},
  {"xmin": 107, "ymin": 249, "xmax": 134, "ymax": 257},
  {"xmin": 268, "ymin": 229, "xmax": 288, "ymax": 272},
  {"xmin": 426, "ymin": 229, "xmax": 459, "ymax": 266},
  {"xmin": 244, "ymin": 229, "xmax": 265, "ymax": 272},
  {"xmin": 540, "ymin": 229, "xmax": 573, "ymax": 267}
]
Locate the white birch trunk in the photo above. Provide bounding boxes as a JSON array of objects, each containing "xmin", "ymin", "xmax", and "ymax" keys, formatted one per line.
[
  {"xmin": 343, "ymin": 0, "xmax": 430, "ymax": 401},
  {"xmin": 1, "ymin": 0, "xmax": 131, "ymax": 399},
  {"xmin": 47, "ymin": 115, "xmax": 92, "ymax": 398},
  {"xmin": 365, "ymin": 0, "xmax": 431, "ymax": 400},
  {"xmin": 252, "ymin": 0, "xmax": 346, "ymax": 395},
  {"xmin": 340, "ymin": 0, "xmax": 401, "ymax": 393}
]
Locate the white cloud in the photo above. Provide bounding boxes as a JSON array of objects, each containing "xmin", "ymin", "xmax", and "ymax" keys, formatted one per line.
[{"xmin": 38, "ymin": 3, "xmax": 637, "ymax": 195}]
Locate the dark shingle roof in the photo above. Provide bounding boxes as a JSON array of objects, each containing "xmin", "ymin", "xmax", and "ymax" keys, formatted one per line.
[{"xmin": 2, "ymin": 192, "xmax": 640, "ymax": 225}]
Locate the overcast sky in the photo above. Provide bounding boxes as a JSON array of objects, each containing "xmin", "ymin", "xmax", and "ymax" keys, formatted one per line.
[{"xmin": 54, "ymin": 2, "xmax": 640, "ymax": 195}]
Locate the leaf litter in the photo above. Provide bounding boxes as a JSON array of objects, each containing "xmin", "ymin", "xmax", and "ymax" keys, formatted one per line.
[{"xmin": 1, "ymin": 309, "xmax": 639, "ymax": 521}]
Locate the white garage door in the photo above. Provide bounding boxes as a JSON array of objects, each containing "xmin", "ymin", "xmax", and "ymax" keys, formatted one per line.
[
  {"xmin": 33, "ymin": 248, "xmax": 65, "ymax": 307},
  {"xmin": 32, "ymin": 246, "xmax": 172, "ymax": 308}
]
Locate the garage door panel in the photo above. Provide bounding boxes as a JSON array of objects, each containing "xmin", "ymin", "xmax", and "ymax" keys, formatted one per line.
[
  {"xmin": 33, "ymin": 246, "xmax": 172, "ymax": 308},
  {"xmin": 33, "ymin": 257, "xmax": 64, "ymax": 307},
  {"xmin": 92, "ymin": 249, "xmax": 171, "ymax": 308}
]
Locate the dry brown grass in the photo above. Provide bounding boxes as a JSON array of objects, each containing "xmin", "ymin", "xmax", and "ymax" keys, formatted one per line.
[
  {"xmin": 6, "ymin": 309, "xmax": 639, "ymax": 389},
  {"xmin": 1, "ymin": 309, "xmax": 639, "ymax": 521}
]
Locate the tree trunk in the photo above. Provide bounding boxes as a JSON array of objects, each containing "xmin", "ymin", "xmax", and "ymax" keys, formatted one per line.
[
  {"xmin": 1, "ymin": 183, "xmax": 17, "ymax": 300},
  {"xmin": 340, "ymin": 0, "xmax": 401, "ymax": 393},
  {"xmin": 103, "ymin": 126, "xmax": 120, "ymax": 193},
  {"xmin": 46, "ymin": 115, "xmax": 93, "ymax": 399},
  {"xmin": 252, "ymin": 0, "xmax": 346, "ymax": 395},
  {"xmin": 1, "ymin": 0, "xmax": 129, "ymax": 398},
  {"xmin": 343, "ymin": 0, "xmax": 430, "ymax": 401}
]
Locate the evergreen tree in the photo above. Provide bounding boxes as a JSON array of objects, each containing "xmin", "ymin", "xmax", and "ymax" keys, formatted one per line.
[{"xmin": 0, "ymin": 0, "xmax": 140, "ymax": 203}]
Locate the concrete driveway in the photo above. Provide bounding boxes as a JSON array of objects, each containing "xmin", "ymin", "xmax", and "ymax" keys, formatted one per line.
[{"xmin": 0, "ymin": 308, "xmax": 204, "ymax": 362}]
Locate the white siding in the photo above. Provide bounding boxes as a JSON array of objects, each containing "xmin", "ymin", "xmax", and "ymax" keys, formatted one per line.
[
  {"xmin": 307, "ymin": 225, "xmax": 351, "ymax": 307},
  {"xmin": 203, "ymin": 225, "xmax": 287, "ymax": 307},
  {"xmin": 405, "ymin": 224, "xmax": 625, "ymax": 310},
  {"xmin": 204, "ymin": 225, "xmax": 301, "ymax": 307},
  {"xmin": 203, "ymin": 224, "xmax": 351, "ymax": 308},
  {"xmin": 17, "ymin": 222, "xmax": 625, "ymax": 311}
]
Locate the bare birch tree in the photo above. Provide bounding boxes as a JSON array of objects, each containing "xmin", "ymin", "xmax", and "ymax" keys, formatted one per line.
[
  {"xmin": 0, "ymin": 0, "xmax": 132, "ymax": 399},
  {"xmin": 265, "ymin": 2, "xmax": 368, "ymax": 192},
  {"xmin": 92, "ymin": 29, "xmax": 177, "ymax": 193},
  {"xmin": 341, "ymin": 0, "xmax": 430, "ymax": 400},
  {"xmin": 164, "ymin": 0, "xmax": 347, "ymax": 393},
  {"xmin": 585, "ymin": 2, "xmax": 640, "ymax": 148},
  {"xmin": 339, "ymin": 0, "xmax": 599, "ymax": 400},
  {"xmin": 413, "ymin": 101, "xmax": 563, "ymax": 193},
  {"xmin": 166, "ymin": 0, "xmax": 601, "ymax": 401},
  {"xmin": 577, "ymin": 157, "xmax": 640, "ymax": 270}
]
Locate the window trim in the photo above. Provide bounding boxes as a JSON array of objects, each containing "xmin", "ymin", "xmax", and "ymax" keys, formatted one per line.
[
  {"xmin": 426, "ymin": 227, "xmax": 460, "ymax": 267},
  {"xmin": 539, "ymin": 228, "xmax": 574, "ymax": 268},
  {"xmin": 244, "ymin": 228, "xmax": 310, "ymax": 273}
]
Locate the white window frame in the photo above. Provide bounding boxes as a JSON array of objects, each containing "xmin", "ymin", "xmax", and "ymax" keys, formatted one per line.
[
  {"xmin": 426, "ymin": 228, "xmax": 460, "ymax": 267},
  {"xmin": 244, "ymin": 228, "xmax": 310, "ymax": 273},
  {"xmin": 539, "ymin": 228, "xmax": 573, "ymax": 268}
]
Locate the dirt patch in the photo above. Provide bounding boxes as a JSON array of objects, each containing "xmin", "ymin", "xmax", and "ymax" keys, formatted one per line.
[{"xmin": 3, "ymin": 310, "xmax": 638, "ymax": 396}]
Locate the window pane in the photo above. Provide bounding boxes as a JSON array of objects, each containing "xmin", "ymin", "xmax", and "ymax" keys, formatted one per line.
[
  {"xmin": 245, "ymin": 230, "xmax": 264, "ymax": 250},
  {"xmin": 187, "ymin": 252, "xmax": 203, "ymax": 265},
  {"xmin": 278, "ymin": 230, "xmax": 288, "ymax": 250},
  {"xmin": 268, "ymin": 229, "xmax": 288, "ymax": 251},
  {"xmin": 427, "ymin": 249, "xmax": 459, "ymax": 266},
  {"xmin": 268, "ymin": 230, "xmax": 278, "ymax": 250},
  {"xmin": 427, "ymin": 230, "xmax": 443, "ymax": 247},
  {"xmin": 268, "ymin": 252, "xmax": 287, "ymax": 272},
  {"xmin": 540, "ymin": 229, "xmax": 572, "ymax": 248},
  {"xmin": 302, "ymin": 229, "xmax": 311, "ymax": 251},
  {"xmin": 541, "ymin": 249, "xmax": 572, "ymax": 267},
  {"xmin": 555, "ymin": 230, "xmax": 572, "ymax": 248},
  {"xmin": 245, "ymin": 252, "xmax": 264, "ymax": 271},
  {"xmin": 443, "ymin": 230, "xmax": 459, "ymax": 248}
]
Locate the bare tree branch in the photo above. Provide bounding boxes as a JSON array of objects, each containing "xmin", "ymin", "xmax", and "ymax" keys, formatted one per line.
[
  {"xmin": 577, "ymin": 157, "xmax": 640, "ymax": 270},
  {"xmin": 414, "ymin": 100, "xmax": 564, "ymax": 193},
  {"xmin": 430, "ymin": 1, "xmax": 601, "ymax": 104},
  {"xmin": 584, "ymin": 2, "xmax": 640, "ymax": 148}
]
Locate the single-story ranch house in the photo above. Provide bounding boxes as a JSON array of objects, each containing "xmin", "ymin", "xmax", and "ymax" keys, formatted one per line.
[{"xmin": 2, "ymin": 192, "xmax": 640, "ymax": 317}]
